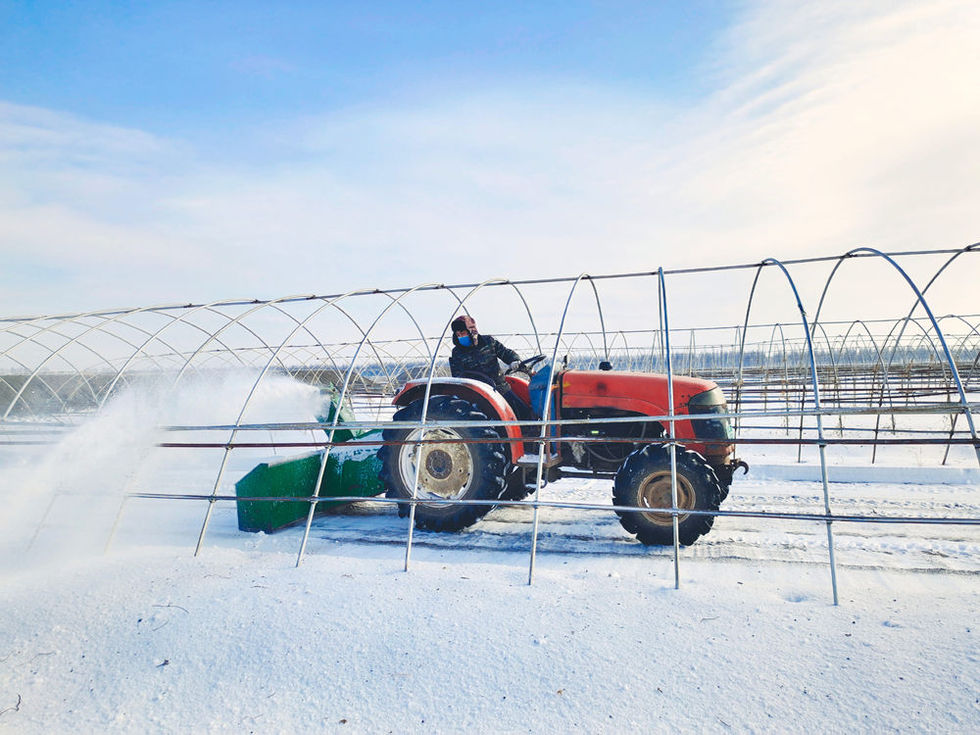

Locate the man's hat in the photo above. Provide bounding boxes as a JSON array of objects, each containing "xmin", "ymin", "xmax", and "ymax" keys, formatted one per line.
[{"xmin": 451, "ymin": 315, "xmax": 477, "ymax": 334}]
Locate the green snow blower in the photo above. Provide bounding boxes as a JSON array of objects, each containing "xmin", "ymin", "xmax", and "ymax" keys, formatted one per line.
[{"xmin": 236, "ymin": 387, "xmax": 384, "ymax": 533}]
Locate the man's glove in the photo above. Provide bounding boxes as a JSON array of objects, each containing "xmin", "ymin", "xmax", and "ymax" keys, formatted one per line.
[{"xmin": 509, "ymin": 360, "xmax": 523, "ymax": 372}]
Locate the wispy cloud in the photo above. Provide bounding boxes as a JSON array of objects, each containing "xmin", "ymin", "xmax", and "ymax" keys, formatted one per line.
[{"xmin": 676, "ymin": 0, "xmax": 980, "ymax": 250}]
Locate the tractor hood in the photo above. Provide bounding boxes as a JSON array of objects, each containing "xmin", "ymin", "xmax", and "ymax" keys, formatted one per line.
[{"xmin": 559, "ymin": 370, "xmax": 719, "ymax": 417}]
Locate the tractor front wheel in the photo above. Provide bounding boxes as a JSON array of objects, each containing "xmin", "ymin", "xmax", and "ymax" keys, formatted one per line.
[
  {"xmin": 613, "ymin": 444, "xmax": 722, "ymax": 546},
  {"xmin": 379, "ymin": 396, "xmax": 508, "ymax": 532}
]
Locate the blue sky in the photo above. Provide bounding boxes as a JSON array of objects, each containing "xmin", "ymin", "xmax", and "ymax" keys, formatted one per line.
[
  {"xmin": 2, "ymin": 2, "xmax": 732, "ymax": 138},
  {"xmin": 0, "ymin": 1, "xmax": 978, "ymax": 321}
]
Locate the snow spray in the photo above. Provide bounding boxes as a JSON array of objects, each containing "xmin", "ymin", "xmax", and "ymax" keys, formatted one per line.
[{"xmin": 0, "ymin": 371, "xmax": 325, "ymax": 570}]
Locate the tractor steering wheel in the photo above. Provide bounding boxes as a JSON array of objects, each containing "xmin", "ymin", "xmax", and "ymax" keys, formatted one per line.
[{"xmin": 506, "ymin": 354, "xmax": 547, "ymax": 376}]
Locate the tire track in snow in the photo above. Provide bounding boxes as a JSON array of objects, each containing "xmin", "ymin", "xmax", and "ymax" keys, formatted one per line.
[{"xmin": 308, "ymin": 475, "xmax": 980, "ymax": 573}]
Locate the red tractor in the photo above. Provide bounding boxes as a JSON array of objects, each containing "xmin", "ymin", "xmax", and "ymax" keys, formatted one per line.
[{"xmin": 378, "ymin": 357, "xmax": 745, "ymax": 545}]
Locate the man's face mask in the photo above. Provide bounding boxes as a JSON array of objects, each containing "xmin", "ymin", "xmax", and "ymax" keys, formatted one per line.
[
  {"xmin": 454, "ymin": 315, "xmax": 478, "ymax": 346},
  {"xmin": 456, "ymin": 320, "xmax": 478, "ymax": 346}
]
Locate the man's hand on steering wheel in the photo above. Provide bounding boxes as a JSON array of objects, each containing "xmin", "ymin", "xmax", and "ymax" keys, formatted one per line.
[{"xmin": 505, "ymin": 354, "xmax": 547, "ymax": 376}]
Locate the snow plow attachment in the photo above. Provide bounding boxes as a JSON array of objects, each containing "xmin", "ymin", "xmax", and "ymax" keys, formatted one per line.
[
  {"xmin": 236, "ymin": 387, "xmax": 384, "ymax": 533},
  {"xmin": 235, "ymin": 432, "xmax": 384, "ymax": 533}
]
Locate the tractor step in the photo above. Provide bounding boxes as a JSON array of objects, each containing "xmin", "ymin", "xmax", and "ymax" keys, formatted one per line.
[{"xmin": 516, "ymin": 451, "xmax": 562, "ymax": 469}]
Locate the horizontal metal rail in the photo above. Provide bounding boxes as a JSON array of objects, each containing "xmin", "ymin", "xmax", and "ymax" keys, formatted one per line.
[
  {"xmin": 147, "ymin": 437, "xmax": 980, "ymax": 449},
  {"xmin": 2, "ymin": 247, "xmax": 969, "ymax": 324},
  {"xmin": 4, "ymin": 435, "xmax": 976, "ymax": 449},
  {"xmin": 152, "ymin": 400, "xmax": 980, "ymax": 433},
  {"xmin": 123, "ymin": 491, "xmax": 980, "ymax": 526}
]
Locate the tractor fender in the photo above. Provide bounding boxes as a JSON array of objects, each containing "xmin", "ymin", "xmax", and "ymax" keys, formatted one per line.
[{"xmin": 392, "ymin": 378, "xmax": 524, "ymax": 462}]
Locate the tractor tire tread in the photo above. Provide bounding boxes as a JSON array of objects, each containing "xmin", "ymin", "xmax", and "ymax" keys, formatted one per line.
[
  {"xmin": 613, "ymin": 444, "xmax": 722, "ymax": 546},
  {"xmin": 378, "ymin": 395, "xmax": 508, "ymax": 532}
]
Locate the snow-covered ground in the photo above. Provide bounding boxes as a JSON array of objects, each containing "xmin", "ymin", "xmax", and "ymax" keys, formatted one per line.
[
  {"xmin": 1, "ymin": 377, "xmax": 978, "ymax": 732},
  {"xmin": 3, "ymin": 542, "xmax": 978, "ymax": 733}
]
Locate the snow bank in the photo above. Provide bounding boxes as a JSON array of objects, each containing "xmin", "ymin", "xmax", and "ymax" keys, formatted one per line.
[{"xmin": 750, "ymin": 463, "xmax": 980, "ymax": 485}]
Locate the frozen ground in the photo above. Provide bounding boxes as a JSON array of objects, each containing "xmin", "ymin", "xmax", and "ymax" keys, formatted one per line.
[{"xmin": 0, "ymin": 377, "xmax": 978, "ymax": 732}]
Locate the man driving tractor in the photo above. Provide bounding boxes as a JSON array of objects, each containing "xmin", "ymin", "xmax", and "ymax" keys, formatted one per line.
[
  {"xmin": 449, "ymin": 314, "xmax": 533, "ymax": 422},
  {"xmin": 376, "ymin": 313, "xmax": 741, "ymax": 542}
]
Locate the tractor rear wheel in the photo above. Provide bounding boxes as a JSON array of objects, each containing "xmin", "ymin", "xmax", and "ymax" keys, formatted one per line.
[
  {"xmin": 379, "ymin": 395, "xmax": 508, "ymax": 532},
  {"xmin": 613, "ymin": 444, "xmax": 722, "ymax": 546}
]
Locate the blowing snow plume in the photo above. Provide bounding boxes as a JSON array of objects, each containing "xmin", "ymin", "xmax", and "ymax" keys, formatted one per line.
[{"xmin": 0, "ymin": 371, "xmax": 325, "ymax": 571}]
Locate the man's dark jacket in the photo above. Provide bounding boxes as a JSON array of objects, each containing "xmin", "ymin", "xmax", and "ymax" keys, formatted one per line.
[{"xmin": 449, "ymin": 334, "xmax": 520, "ymax": 392}]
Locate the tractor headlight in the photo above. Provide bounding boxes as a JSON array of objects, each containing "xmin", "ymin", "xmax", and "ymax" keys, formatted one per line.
[{"xmin": 688, "ymin": 388, "xmax": 735, "ymax": 441}]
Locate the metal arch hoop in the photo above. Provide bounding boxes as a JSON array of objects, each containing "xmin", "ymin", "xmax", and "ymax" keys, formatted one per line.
[
  {"xmin": 506, "ymin": 281, "xmax": 544, "ymax": 356},
  {"xmin": 736, "ymin": 257, "xmax": 839, "ymax": 605},
  {"xmin": 835, "ymin": 319, "xmax": 896, "ymax": 463},
  {"xmin": 384, "ymin": 276, "xmax": 544, "ymax": 572},
  {"xmin": 525, "ymin": 268, "xmax": 622, "ymax": 583},
  {"xmin": 0, "ymin": 309, "xmax": 140, "ymax": 421},
  {"xmin": 815, "ymin": 247, "xmax": 980, "ymax": 466},
  {"xmin": 294, "ymin": 283, "xmax": 442, "ymax": 567},
  {"xmin": 607, "ymin": 330, "xmax": 631, "ymax": 369},
  {"xmin": 587, "ymin": 276, "xmax": 610, "ymax": 364},
  {"xmin": 734, "ymin": 263, "xmax": 773, "ymax": 432},
  {"xmin": 560, "ymin": 331, "xmax": 599, "ymax": 367},
  {"xmin": 527, "ymin": 272, "xmax": 588, "ymax": 583},
  {"xmin": 171, "ymin": 294, "xmax": 319, "ymax": 388},
  {"xmin": 402, "ymin": 278, "xmax": 516, "ymax": 571},
  {"xmin": 97, "ymin": 299, "xmax": 264, "ymax": 410},
  {"xmin": 0, "ymin": 325, "xmax": 100, "ymax": 419},
  {"xmin": 918, "ymin": 242, "xmax": 980, "ymax": 296},
  {"xmin": 192, "ymin": 289, "xmax": 380, "ymax": 556},
  {"xmin": 794, "ymin": 320, "xmax": 843, "ymax": 462},
  {"xmin": 936, "ymin": 314, "xmax": 980, "ymax": 463},
  {"xmin": 0, "ymin": 305, "xmax": 179, "ymax": 421},
  {"xmin": 390, "ymin": 277, "xmax": 547, "ymax": 571},
  {"xmin": 113, "ymin": 294, "xmax": 409, "ymax": 555},
  {"xmin": 763, "ymin": 322, "xmax": 793, "ymax": 432},
  {"xmin": 658, "ymin": 267, "xmax": 682, "ymax": 590}
]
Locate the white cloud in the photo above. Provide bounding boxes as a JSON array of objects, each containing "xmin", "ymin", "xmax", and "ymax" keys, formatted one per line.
[{"xmin": 0, "ymin": 101, "xmax": 167, "ymax": 161}]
